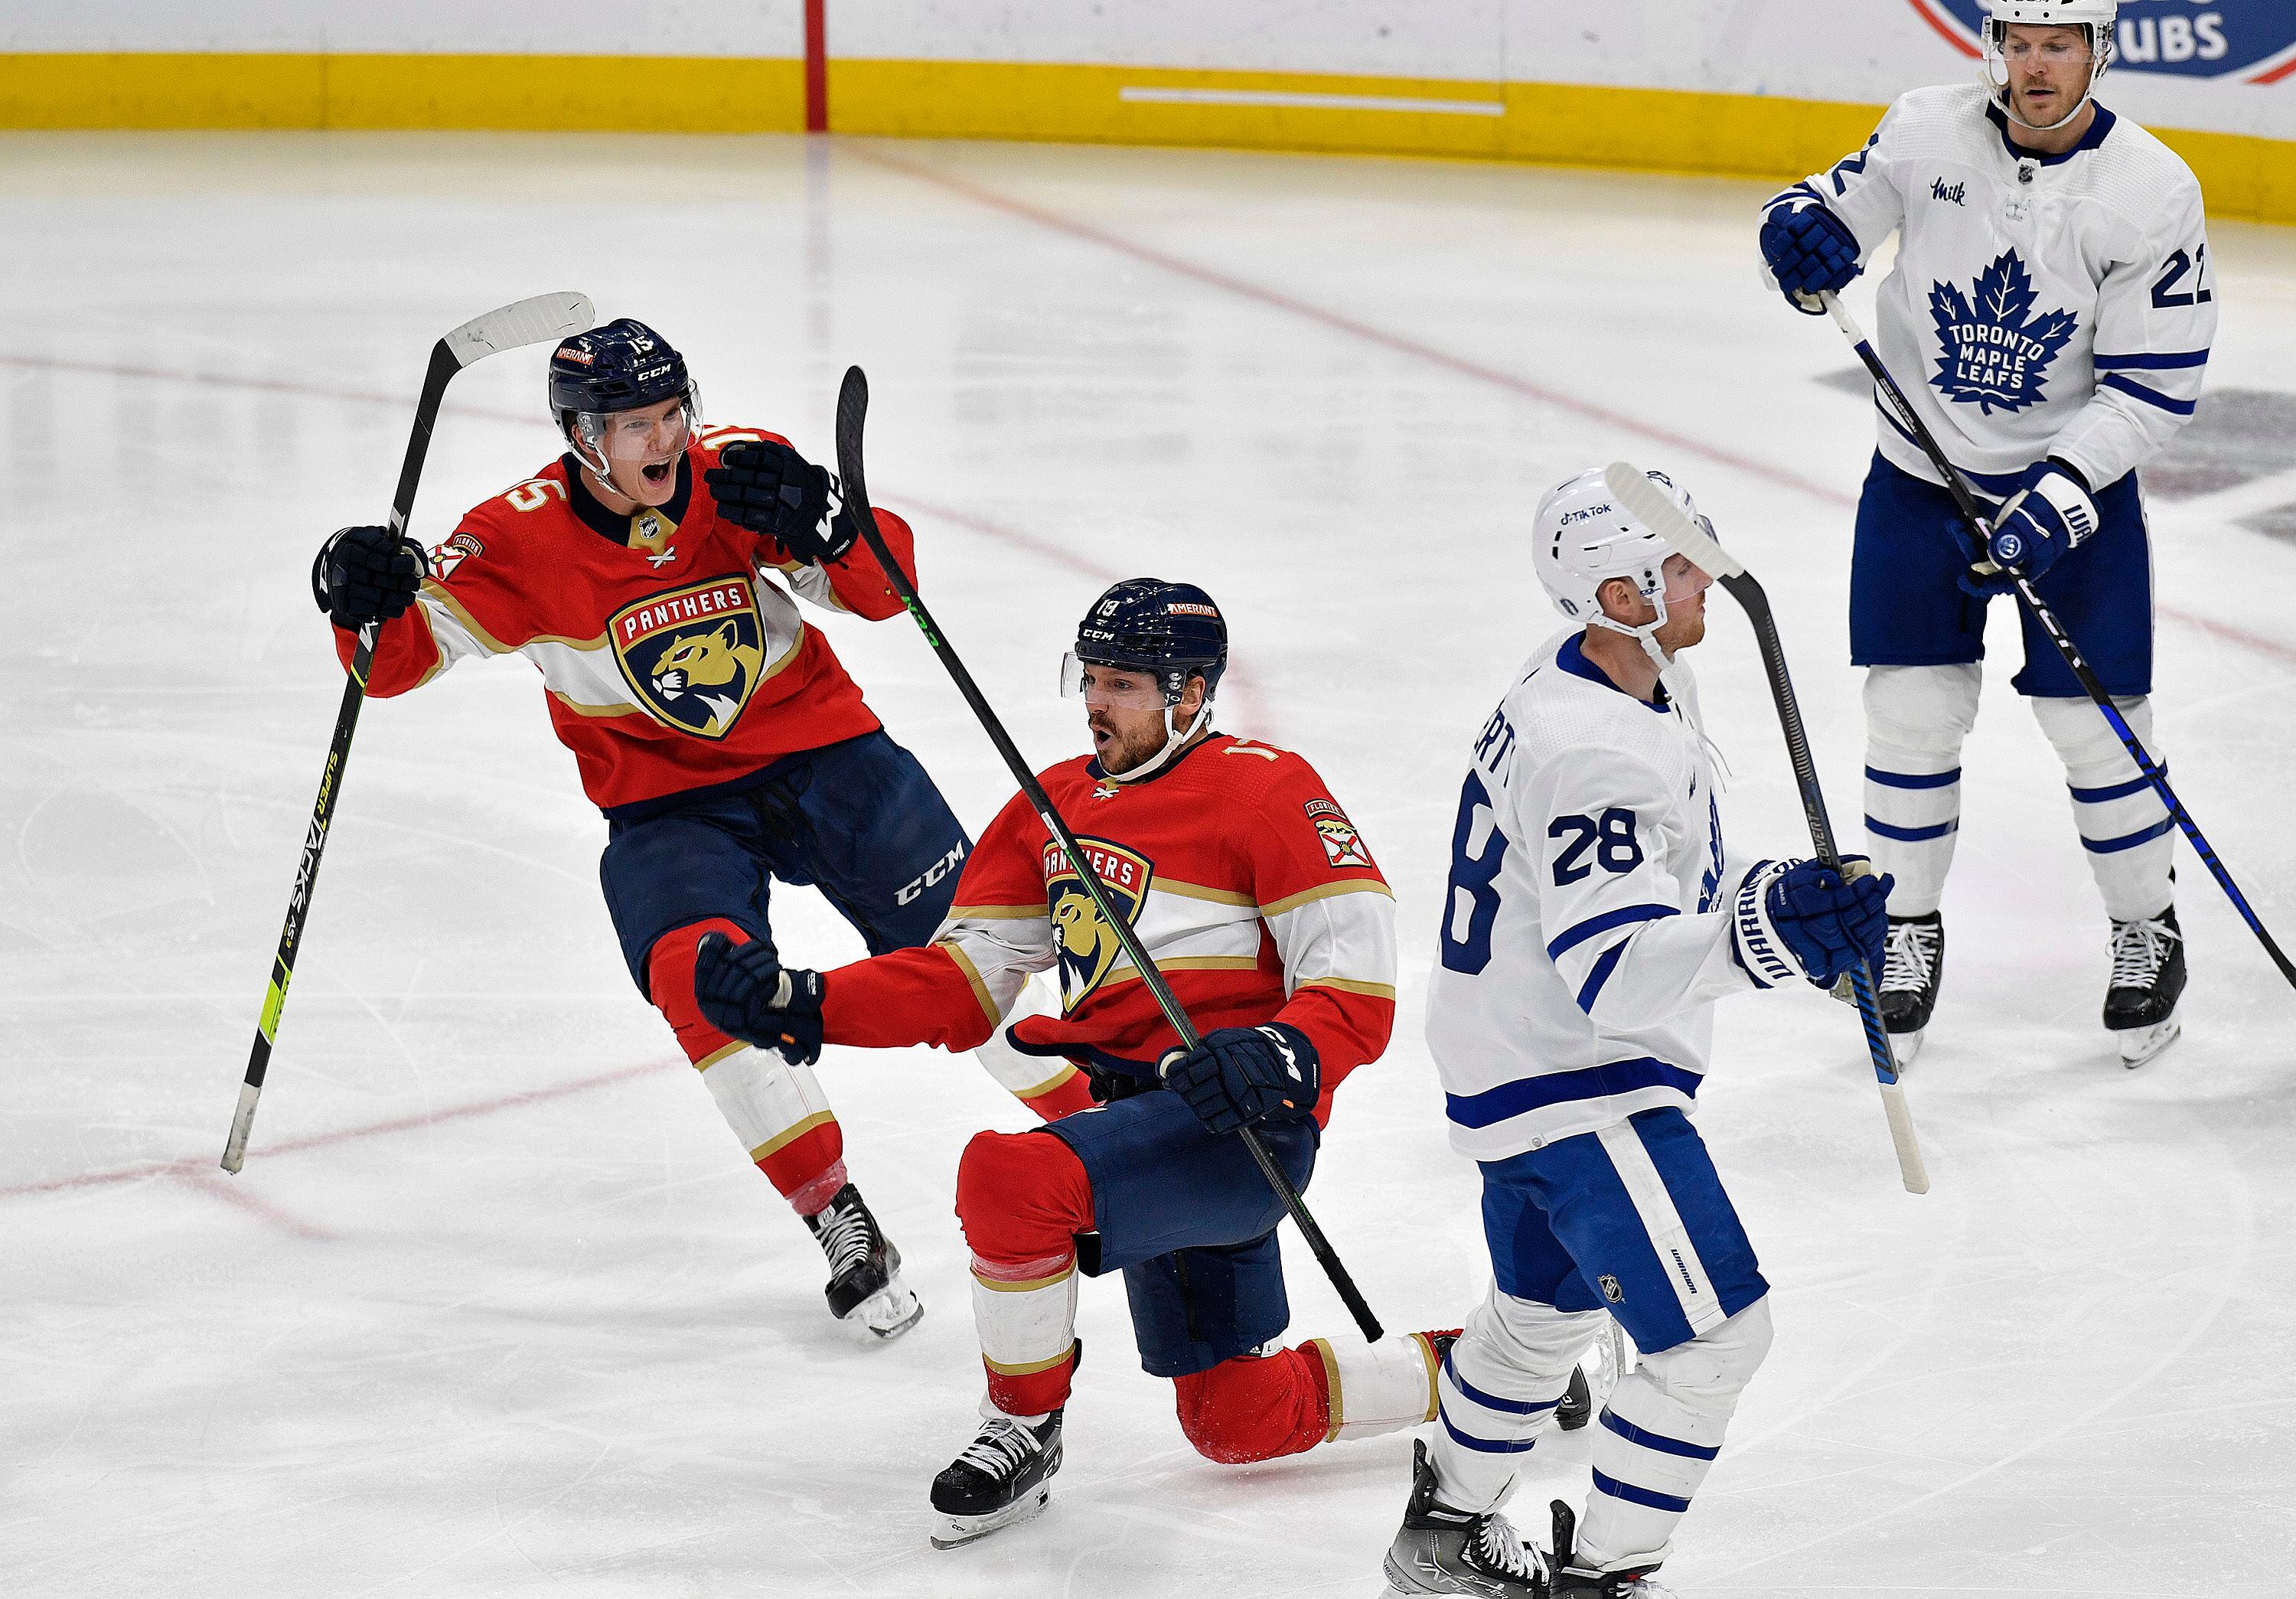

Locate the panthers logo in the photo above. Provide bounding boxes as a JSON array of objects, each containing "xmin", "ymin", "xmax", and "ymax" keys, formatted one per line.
[
  {"xmin": 611, "ymin": 578, "xmax": 767, "ymax": 739},
  {"xmin": 1042, "ymin": 837, "xmax": 1154, "ymax": 1010}
]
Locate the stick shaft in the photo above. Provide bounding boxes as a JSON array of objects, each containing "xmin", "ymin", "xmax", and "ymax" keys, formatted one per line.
[
  {"xmin": 1825, "ymin": 292, "xmax": 2296, "ymax": 988},
  {"xmin": 833, "ymin": 367, "xmax": 1384, "ymax": 1339}
]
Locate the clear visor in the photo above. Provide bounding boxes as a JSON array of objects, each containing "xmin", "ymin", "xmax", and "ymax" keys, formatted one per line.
[
  {"xmin": 1998, "ymin": 31, "xmax": 2095, "ymax": 68},
  {"xmin": 575, "ymin": 390, "xmax": 700, "ymax": 465},
  {"xmin": 1059, "ymin": 652, "xmax": 1172, "ymax": 710},
  {"xmin": 1658, "ymin": 552, "xmax": 1712, "ymax": 605}
]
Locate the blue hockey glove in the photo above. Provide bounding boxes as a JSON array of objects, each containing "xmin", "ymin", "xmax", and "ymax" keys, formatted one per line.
[
  {"xmin": 1733, "ymin": 858, "xmax": 1893, "ymax": 991},
  {"xmin": 1159, "ymin": 1023, "xmax": 1321, "ymax": 1134},
  {"xmin": 1759, "ymin": 196, "xmax": 1861, "ymax": 314},
  {"xmin": 693, "ymin": 933, "xmax": 823, "ymax": 1065},
  {"xmin": 1958, "ymin": 459, "xmax": 2097, "ymax": 598},
  {"xmin": 311, "ymin": 525, "xmax": 427, "ymax": 630},
  {"xmin": 705, "ymin": 439, "xmax": 854, "ymax": 566}
]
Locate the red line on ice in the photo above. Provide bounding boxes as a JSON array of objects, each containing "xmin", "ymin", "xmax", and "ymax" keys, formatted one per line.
[{"xmin": 853, "ymin": 147, "xmax": 1853, "ymax": 507}]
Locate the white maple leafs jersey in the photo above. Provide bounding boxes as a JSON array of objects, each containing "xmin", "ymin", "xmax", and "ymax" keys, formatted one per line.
[
  {"xmin": 1770, "ymin": 84, "xmax": 2216, "ymax": 495},
  {"xmin": 1427, "ymin": 633, "xmax": 1763, "ymax": 1163}
]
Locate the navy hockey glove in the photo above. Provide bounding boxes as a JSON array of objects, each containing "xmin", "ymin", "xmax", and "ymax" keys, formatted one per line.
[
  {"xmin": 1958, "ymin": 459, "xmax": 2098, "ymax": 597},
  {"xmin": 692, "ymin": 933, "xmax": 824, "ymax": 1066},
  {"xmin": 1159, "ymin": 1023, "xmax": 1321, "ymax": 1134},
  {"xmin": 704, "ymin": 439, "xmax": 854, "ymax": 565},
  {"xmin": 1760, "ymin": 196, "xmax": 1861, "ymax": 313},
  {"xmin": 311, "ymin": 525, "xmax": 427, "ymax": 631},
  {"xmin": 1733, "ymin": 857, "xmax": 1893, "ymax": 991}
]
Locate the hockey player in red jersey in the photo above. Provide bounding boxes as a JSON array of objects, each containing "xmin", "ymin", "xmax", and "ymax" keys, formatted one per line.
[
  {"xmin": 689, "ymin": 579, "xmax": 1458, "ymax": 1546},
  {"xmin": 307, "ymin": 318, "xmax": 997, "ymax": 1340}
]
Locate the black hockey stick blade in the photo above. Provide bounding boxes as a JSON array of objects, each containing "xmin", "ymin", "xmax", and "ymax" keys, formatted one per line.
[
  {"xmin": 1605, "ymin": 463, "xmax": 1929, "ymax": 1194},
  {"xmin": 223, "ymin": 292, "xmax": 597, "ymax": 1175},
  {"xmin": 833, "ymin": 366, "xmax": 1384, "ymax": 1337},
  {"xmin": 1817, "ymin": 295, "xmax": 2296, "ymax": 993}
]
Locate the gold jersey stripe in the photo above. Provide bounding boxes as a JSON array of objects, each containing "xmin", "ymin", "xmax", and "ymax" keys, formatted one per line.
[
  {"xmin": 1262, "ymin": 877, "xmax": 1395, "ymax": 919},
  {"xmin": 1297, "ymin": 976, "xmax": 1399, "ymax": 1001},
  {"xmin": 939, "ymin": 940, "xmax": 1002, "ymax": 1027},
  {"xmin": 550, "ymin": 690, "xmax": 648, "ymax": 719},
  {"xmin": 947, "ymin": 903, "xmax": 1047, "ymax": 921},
  {"xmin": 1016, "ymin": 1062, "xmax": 1084, "ymax": 1101},
  {"xmin": 748, "ymin": 1109, "xmax": 837, "ymax": 1163},
  {"xmin": 1098, "ymin": 955, "xmax": 1261, "ymax": 989},
  {"xmin": 1153, "ymin": 878, "xmax": 1258, "ymax": 908},
  {"xmin": 1414, "ymin": 1330, "xmax": 1441, "ymax": 1423},
  {"xmin": 1309, "ymin": 1337, "xmax": 1345, "ymax": 1444}
]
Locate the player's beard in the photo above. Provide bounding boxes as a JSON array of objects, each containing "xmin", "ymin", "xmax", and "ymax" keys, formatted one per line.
[{"xmin": 1089, "ymin": 707, "xmax": 1165, "ymax": 775}]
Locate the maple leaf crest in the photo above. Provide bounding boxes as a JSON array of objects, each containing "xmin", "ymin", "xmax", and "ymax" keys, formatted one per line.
[{"xmin": 1929, "ymin": 250, "xmax": 2079, "ymax": 416}]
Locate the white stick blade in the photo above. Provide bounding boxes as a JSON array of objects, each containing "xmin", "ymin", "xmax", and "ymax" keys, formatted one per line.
[
  {"xmin": 1602, "ymin": 462, "xmax": 1746, "ymax": 579},
  {"xmin": 445, "ymin": 292, "xmax": 595, "ymax": 368},
  {"xmin": 1879, "ymin": 1082, "xmax": 1930, "ymax": 1195}
]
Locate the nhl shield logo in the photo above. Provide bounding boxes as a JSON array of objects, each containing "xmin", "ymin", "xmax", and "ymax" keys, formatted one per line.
[
  {"xmin": 1598, "ymin": 1274, "xmax": 1625, "ymax": 1305},
  {"xmin": 1042, "ymin": 837, "xmax": 1155, "ymax": 1010},
  {"xmin": 611, "ymin": 577, "xmax": 766, "ymax": 740}
]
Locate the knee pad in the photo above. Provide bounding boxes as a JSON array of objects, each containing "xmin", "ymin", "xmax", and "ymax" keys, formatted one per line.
[
  {"xmin": 954, "ymin": 1130, "xmax": 1094, "ymax": 1266},
  {"xmin": 1864, "ymin": 664, "xmax": 1981, "ymax": 762},
  {"xmin": 2030, "ymin": 694, "xmax": 2155, "ymax": 784},
  {"xmin": 1172, "ymin": 1349, "xmax": 1327, "ymax": 1464},
  {"xmin": 1460, "ymin": 1285, "xmax": 1610, "ymax": 1389},
  {"xmin": 1635, "ymin": 1294, "xmax": 1773, "ymax": 1408}
]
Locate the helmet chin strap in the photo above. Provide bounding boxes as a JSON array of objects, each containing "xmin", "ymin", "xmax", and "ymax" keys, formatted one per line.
[
  {"xmin": 1591, "ymin": 583, "xmax": 1676, "ymax": 684},
  {"xmin": 1107, "ymin": 697, "xmax": 1215, "ymax": 784}
]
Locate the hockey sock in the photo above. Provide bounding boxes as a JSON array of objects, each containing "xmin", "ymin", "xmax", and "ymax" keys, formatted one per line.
[
  {"xmin": 649, "ymin": 921, "xmax": 846, "ymax": 1215},
  {"xmin": 972, "ymin": 974, "xmax": 1098, "ymax": 1121},
  {"xmin": 955, "ymin": 1128, "xmax": 1093, "ymax": 1416},
  {"xmin": 1576, "ymin": 1297, "xmax": 1773, "ymax": 1574},
  {"xmin": 2030, "ymin": 695, "xmax": 2174, "ymax": 922},
  {"xmin": 1862, "ymin": 664, "xmax": 1980, "ymax": 917},
  {"xmin": 1431, "ymin": 1288, "xmax": 1608, "ymax": 1515}
]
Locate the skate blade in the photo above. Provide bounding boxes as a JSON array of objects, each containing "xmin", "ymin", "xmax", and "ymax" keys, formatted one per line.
[
  {"xmin": 2118, "ymin": 1017, "xmax": 2180, "ymax": 1069},
  {"xmin": 930, "ymin": 1483, "xmax": 1051, "ymax": 1550},
  {"xmin": 1888, "ymin": 1026, "xmax": 1926, "ymax": 1066},
  {"xmin": 845, "ymin": 1279, "xmax": 925, "ymax": 1343}
]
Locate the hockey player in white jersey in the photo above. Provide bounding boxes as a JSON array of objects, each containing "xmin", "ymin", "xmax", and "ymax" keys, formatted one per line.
[
  {"xmin": 1757, "ymin": 0, "xmax": 2213, "ymax": 1065},
  {"xmin": 1380, "ymin": 468, "xmax": 1891, "ymax": 1598}
]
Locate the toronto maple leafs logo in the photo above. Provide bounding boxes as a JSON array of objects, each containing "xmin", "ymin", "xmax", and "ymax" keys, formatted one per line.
[{"xmin": 1930, "ymin": 251, "xmax": 2078, "ymax": 416}]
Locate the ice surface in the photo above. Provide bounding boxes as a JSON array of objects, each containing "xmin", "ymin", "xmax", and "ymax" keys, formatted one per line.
[{"xmin": 5, "ymin": 131, "xmax": 2296, "ymax": 1597}]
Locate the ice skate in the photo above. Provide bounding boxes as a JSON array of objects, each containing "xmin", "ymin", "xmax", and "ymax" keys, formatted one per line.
[
  {"xmin": 1383, "ymin": 1439, "xmax": 1551, "ymax": 1597},
  {"xmin": 1547, "ymin": 1499, "xmax": 1679, "ymax": 1597},
  {"xmin": 2105, "ymin": 908, "xmax": 2185, "ymax": 1068},
  {"xmin": 1877, "ymin": 911, "xmax": 1943, "ymax": 1064},
  {"xmin": 928, "ymin": 1408, "xmax": 1064, "ymax": 1549},
  {"xmin": 804, "ymin": 1182, "xmax": 922, "ymax": 1342},
  {"xmin": 1554, "ymin": 1366, "xmax": 1593, "ymax": 1432}
]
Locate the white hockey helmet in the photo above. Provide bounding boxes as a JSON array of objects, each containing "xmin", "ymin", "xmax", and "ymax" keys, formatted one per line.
[
  {"xmin": 1532, "ymin": 466, "xmax": 1711, "ymax": 657},
  {"xmin": 1984, "ymin": 0, "xmax": 2117, "ymax": 132}
]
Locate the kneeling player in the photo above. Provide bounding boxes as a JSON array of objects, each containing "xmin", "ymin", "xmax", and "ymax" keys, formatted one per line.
[
  {"xmin": 307, "ymin": 318, "xmax": 1009, "ymax": 1340},
  {"xmin": 693, "ymin": 579, "xmax": 1454, "ymax": 1547},
  {"xmin": 1381, "ymin": 470, "xmax": 1889, "ymax": 1597}
]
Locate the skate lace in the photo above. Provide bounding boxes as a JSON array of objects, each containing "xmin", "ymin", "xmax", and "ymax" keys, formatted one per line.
[
  {"xmin": 2109, "ymin": 916, "xmax": 2180, "ymax": 988},
  {"xmin": 956, "ymin": 1418, "xmax": 1041, "ymax": 1481},
  {"xmin": 814, "ymin": 1203, "xmax": 872, "ymax": 1280},
  {"xmin": 1880, "ymin": 921, "xmax": 1940, "ymax": 995},
  {"xmin": 1470, "ymin": 1515, "xmax": 1544, "ymax": 1583}
]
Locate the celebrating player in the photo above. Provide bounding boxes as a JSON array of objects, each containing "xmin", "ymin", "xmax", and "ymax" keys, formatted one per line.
[
  {"xmin": 690, "ymin": 579, "xmax": 1456, "ymax": 1548},
  {"xmin": 1757, "ymin": 0, "xmax": 2213, "ymax": 1064},
  {"xmin": 308, "ymin": 317, "xmax": 977, "ymax": 1340},
  {"xmin": 1380, "ymin": 469, "xmax": 1890, "ymax": 1598}
]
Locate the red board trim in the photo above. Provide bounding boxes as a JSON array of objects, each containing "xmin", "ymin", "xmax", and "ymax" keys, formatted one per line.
[
  {"xmin": 1907, "ymin": 0, "xmax": 1983, "ymax": 57},
  {"xmin": 804, "ymin": 0, "xmax": 827, "ymax": 132}
]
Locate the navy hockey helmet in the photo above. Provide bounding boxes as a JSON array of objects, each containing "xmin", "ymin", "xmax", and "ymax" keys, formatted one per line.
[
  {"xmin": 1071, "ymin": 578, "xmax": 1228, "ymax": 706},
  {"xmin": 548, "ymin": 318, "xmax": 702, "ymax": 474}
]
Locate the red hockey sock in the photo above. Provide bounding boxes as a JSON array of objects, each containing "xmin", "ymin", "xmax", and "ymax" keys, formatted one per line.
[
  {"xmin": 956, "ymin": 1129, "xmax": 1094, "ymax": 1415},
  {"xmin": 1172, "ymin": 1346, "xmax": 1332, "ymax": 1464},
  {"xmin": 648, "ymin": 919, "xmax": 845, "ymax": 1212}
]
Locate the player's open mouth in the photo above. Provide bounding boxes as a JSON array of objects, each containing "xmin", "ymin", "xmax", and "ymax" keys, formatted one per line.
[{"xmin": 641, "ymin": 459, "xmax": 673, "ymax": 486}]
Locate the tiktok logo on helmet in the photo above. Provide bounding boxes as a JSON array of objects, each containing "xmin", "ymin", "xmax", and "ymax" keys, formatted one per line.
[{"xmin": 1913, "ymin": 1, "xmax": 2296, "ymax": 81}]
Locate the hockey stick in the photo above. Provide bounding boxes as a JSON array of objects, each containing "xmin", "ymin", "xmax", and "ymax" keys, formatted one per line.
[
  {"xmin": 834, "ymin": 365, "xmax": 1385, "ymax": 1340},
  {"xmin": 1603, "ymin": 462, "xmax": 1930, "ymax": 1196},
  {"xmin": 1821, "ymin": 291, "xmax": 2296, "ymax": 990},
  {"xmin": 220, "ymin": 292, "xmax": 596, "ymax": 1175}
]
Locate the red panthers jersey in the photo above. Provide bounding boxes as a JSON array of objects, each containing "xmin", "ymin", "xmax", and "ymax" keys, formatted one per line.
[
  {"xmin": 820, "ymin": 733, "xmax": 1397, "ymax": 1124},
  {"xmin": 335, "ymin": 423, "xmax": 918, "ymax": 812}
]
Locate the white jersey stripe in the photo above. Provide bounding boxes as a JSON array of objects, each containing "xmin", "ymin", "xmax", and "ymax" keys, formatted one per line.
[{"xmin": 1593, "ymin": 1122, "xmax": 1727, "ymax": 1337}]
